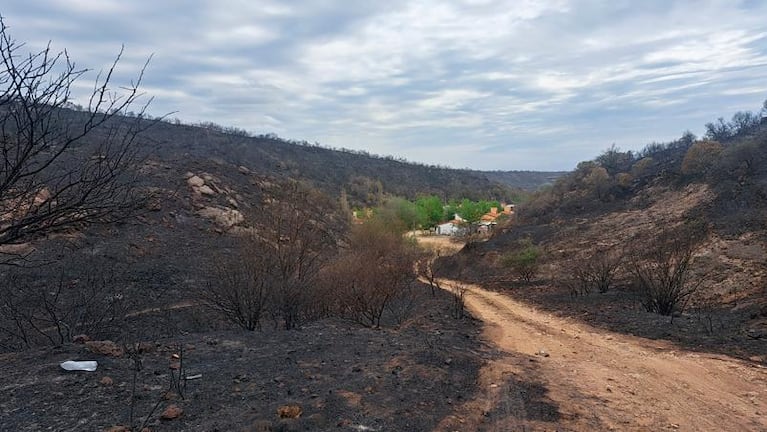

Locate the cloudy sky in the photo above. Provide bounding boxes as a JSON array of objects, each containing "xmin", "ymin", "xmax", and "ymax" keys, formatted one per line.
[{"xmin": 3, "ymin": 1, "xmax": 767, "ymax": 170}]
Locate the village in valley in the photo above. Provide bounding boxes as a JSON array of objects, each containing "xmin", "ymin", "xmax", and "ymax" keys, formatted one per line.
[{"xmin": 352, "ymin": 198, "xmax": 516, "ymax": 237}]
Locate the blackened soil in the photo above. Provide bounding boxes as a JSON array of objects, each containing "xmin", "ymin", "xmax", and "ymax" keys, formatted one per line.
[{"xmin": 0, "ymin": 289, "xmax": 490, "ymax": 432}]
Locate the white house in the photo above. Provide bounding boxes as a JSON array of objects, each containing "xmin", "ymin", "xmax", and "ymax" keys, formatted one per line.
[
  {"xmin": 436, "ymin": 214, "xmax": 466, "ymax": 236},
  {"xmin": 436, "ymin": 221, "xmax": 459, "ymax": 235}
]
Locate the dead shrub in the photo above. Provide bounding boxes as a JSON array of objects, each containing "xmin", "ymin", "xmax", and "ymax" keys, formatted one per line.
[
  {"xmin": 200, "ymin": 180, "xmax": 341, "ymax": 331},
  {"xmin": 0, "ymin": 265, "xmax": 130, "ymax": 351},
  {"xmin": 450, "ymin": 283, "xmax": 468, "ymax": 319},
  {"xmin": 417, "ymin": 248, "xmax": 442, "ymax": 296},
  {"xmin": 327, "ymin": 220, "xmax": 420, "ymax": 328},
  {"xmin": 565, "ymin": 248, "xmax": 623, "ymax": 295},
  {"xmin": 200, "ymin": 240, "xmax": 272, "ymax": 331},
  {"xmin": 691, "ymin": 294, "xmax": 724, "ymax": 335},
  {"xmin": 628, "ymin": 222, "xmax": 708, "ymax": 316}
]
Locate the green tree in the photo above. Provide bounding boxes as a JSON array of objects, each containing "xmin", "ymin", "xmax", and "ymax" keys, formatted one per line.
[
  {"xmin": 375, "ymin": 197, "xmax": 425, "ymax": 231},
  {"xmin": 415, "ymin": 195, "xmax": 445, "ymax": 227},
  {"xmin": 502, "ymin": 238, "xmax": 541, "ymax": 282},
  {"xmin": 457, "ymin": 198, "xmax": 499, "ymax": 223}
]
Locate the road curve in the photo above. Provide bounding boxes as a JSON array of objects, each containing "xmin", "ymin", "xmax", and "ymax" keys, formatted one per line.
[{"xmin": 433, "ymin": 279, "xmax": 767, "ymax": 431}]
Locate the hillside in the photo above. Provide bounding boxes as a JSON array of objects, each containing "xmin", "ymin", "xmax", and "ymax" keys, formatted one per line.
[
  {"xmin": 0, "ymin": 108, "xmax": 498, "ymax": 430},
  {"xmin": 128, "ymin": 117, "xmax": 526, "ymax": 207},
  {"xmin": 481, "ymin": 170, "xmax": 566, "ymax": 191},
  {"xmin": 439, "ymin": 104, "xmax": 767, "ymax": 361}
]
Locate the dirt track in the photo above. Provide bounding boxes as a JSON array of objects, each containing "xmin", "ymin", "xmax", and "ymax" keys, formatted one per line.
[{"xmin": 435, "ymin": 279, "xmax": 767, "ymax": 431}]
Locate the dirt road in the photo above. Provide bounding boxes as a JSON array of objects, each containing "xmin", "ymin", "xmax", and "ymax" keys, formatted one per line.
[{"xmin": 434, "ymin": 279, "xmax": 767, "ymax": 431}]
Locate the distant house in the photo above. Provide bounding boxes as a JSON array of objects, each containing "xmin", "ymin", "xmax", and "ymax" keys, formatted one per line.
[
  {"xmin": 478, "ymin": 205, "xmax": 515, "ymax": 233},
  {"xmin": 436, "ymin": 221, "xmax": 459, "ymax": 236},
  {"xmin": 436, "ymin": 214, "xmax": 466, "ymax": 236},
  {"xmin": 480, "ymin": 207, "xmax": 499, "ymax": 223}
]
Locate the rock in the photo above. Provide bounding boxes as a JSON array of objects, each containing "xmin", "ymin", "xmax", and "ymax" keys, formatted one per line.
[
  {"xmin": 105, "ymin": 426, "xmax": 130, "ymax": 432},
  {"xmin": 99, "ymin": 376, "xmax": 114, "ymax": 386},
  {"xmin": 238, "ymin": 165, "xmax": 251, "ymax": 174},
  {"xmin": 183, "ymin": 172, "xmax": 195, "ymax": 179},
  {"xmin": 198, "ymin": 185, "xmax": 215, "ymax": 195},
  {"xmin": 536, "ymin": 349, "xmax": 550, "ymax": 358},
  {"xmin": 203, "ymin": 174, "xmax": 214, "ymax": 182},
  {"xmin": 276, "ymin": 405, "xmax": 302, "ymax": 419},
  {"xmin": 72, "ymin": 334, "xmax": 90, "ymax": 344},
  {"xmin": 187, "ymin": 175, "xmax": 205, "ymax": 187},
  {"xmin": 197, "ymin": 206, "xmax": 244, "ymax": 228},
  {"xmin": 85, "ymin": 340, "xmax": 124, "ymax": 357},
  {"xmin": 160, "ymin": 404, "xmax": 183, "ymax": 420}
]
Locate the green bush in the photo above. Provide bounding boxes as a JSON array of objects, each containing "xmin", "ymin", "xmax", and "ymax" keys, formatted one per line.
[{"xmin": 503, "ymin": 239, "xmax": 541, "ymax": 282}]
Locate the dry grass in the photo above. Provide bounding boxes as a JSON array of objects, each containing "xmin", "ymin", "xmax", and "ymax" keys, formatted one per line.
[{"xmin": 412, "ymin": 233, "xmax": 465, "ymax": 255}]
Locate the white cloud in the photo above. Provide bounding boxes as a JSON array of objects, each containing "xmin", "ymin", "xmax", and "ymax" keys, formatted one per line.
[{"xmin": 2, "ymin": 0, "xmax": 767, "ymax": 170}]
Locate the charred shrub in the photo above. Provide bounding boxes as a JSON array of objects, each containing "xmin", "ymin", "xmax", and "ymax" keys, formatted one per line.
[
  {"xmin": 628, "ymin": 222, "xmax": 708, "ymax": 316},
  {"xmin": 324, "ymin": 219, "xmax": 420, "ymax": 328},
  {"xmin": 565, "ymin": 247, "xmax": 623, "ymax": 296}
]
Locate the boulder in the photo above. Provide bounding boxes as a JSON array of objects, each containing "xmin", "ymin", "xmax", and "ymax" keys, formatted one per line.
[
  {"xmin": 85, "ymin": 340, "xmax": 124, "ymax": 357},
  {"xmin": 276, "ymin": 405, "xmax": 302, "ymax": 419},
  {"xmin": 160, "ymin": 404, "xmax": 183, "ymax": 420},
  {"xmin": 187, "ymin": 175, "xmax": 205, "ymax": 188},
  {"xmin": 198, "ymin": 185, "xmax": 215, "ymax": 195},
  {"xmin": 197, "ymin": 206, "xmax": 244, "ymax": 228}
]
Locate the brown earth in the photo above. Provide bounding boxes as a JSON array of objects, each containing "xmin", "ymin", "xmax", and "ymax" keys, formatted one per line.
[{"xmin": 436, "ymin": 278, "xmax": 767, "ymax": 431}]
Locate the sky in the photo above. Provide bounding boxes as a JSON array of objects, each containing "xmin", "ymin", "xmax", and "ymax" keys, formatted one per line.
[{"xmin": 3, "ymin": 1, "xmax": 767, "ymax": 171}]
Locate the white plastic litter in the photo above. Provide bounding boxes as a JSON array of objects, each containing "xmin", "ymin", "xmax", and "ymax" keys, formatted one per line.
[{"xmin": 60, "ymin": 360, "xmax": 98, "ymax": 372}]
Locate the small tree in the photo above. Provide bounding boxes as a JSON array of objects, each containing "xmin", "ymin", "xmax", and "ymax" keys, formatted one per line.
[
  {"xmin": 415, "ymin": 195, "xmax": 445, "ymax": 228},
  {"xmin": 566, "ymin": 248, "xmax": 623, "ymax": 295},
  {"xmin": 330, "ymin": 219, "xmax": 420, "ymax": 328},
  {"xmin": 0, "ymin": 17, "xmax": 153, "ymax": 254},
  {"xmin": 629, "ymin": 222, "xmax": 707, "ymax": 316},
  {"xmin": 201, "ymin": 180, "xmax": 341, "ymax": 331},
  {"xmin": 681, "ymin": 140, "xmax": 724, "ymax": 177},
  {"xmin": 0, "ymin": 262, "xmax": 131, "ymax": 350},
  {"xmin": 585, "ymin": 166, "xmax": 611, "ymax": 201},
  {"xmin": 417, "ymin": 248, "xmax": 442, "ymax": 296},
  {"xmin": 503, "ymin": 238, "xmax": 541, "ymax": 283},
  {"xmin": 200, "ymin": 239, "xmax": 272, "ymax": 331},
  {"xmin": 449, "ymin": 283, "xmax": 467, "ymax": 319}
]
